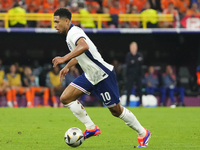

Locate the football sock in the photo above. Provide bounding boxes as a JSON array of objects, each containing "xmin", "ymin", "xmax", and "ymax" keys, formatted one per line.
[
  {"xmin": 119, "ymin": 107, "xmax": 146, "ymax": 137},
  {"xmin": 26, "ymin": 90, "xmax": 32, "ymax": 104},
  {"xmin": 11, "ymin": 89, "xmax": 17, "ymax": 102},
  {"xmin": 6, "ymin": 90, "xmax": 12, "ymax": 102},
  {"xmin": 30, "ymin": 87, "xmax": 35, "ymax": 104},
  {"xmin": 51, "ymin": 96, "xmax": 57, "ymax": 103},
  {"xmin": 43, "ymin": 88, "xmax": 49, "ymax": 105},
  {"xmin": 65, "ymin": 100, "xmax": 95, "ymax": 130}
]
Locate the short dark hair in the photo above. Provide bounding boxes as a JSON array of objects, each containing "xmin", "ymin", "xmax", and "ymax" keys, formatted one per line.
[{"xmin": 54, "ymin": 8, "xmax": 72, "ymax": 20}]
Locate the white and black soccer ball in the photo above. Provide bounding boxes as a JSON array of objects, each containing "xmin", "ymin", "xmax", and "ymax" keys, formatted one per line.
[{"xmin": 64, "ymin": 127, "xmax": 84, "ymax": 147}]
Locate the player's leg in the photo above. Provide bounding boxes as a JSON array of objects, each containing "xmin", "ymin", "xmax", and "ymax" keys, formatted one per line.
[
  {"xmin": 10, "ymin": 86, "xmax": 18, "ymax": 107},
  {"xmin": 175, "ymin": 87, "xmax": 185, "ymax": 106},
  {"xmin": 19, "ymin": 87, "xmax": 33, "ymax": 107},
  {"xmin": 30, "ymin": 87, "xmax": 36, "ymax": 106},
  {"xmin": 49, "ymin": 87, "xmax": 58, "ymax": 107},
  {"xmin": 135, "ymin": 76, "xmax": 143, "ymax": 106},
  {"xmin": 4, "ymin": 87, "xmax": 12, "ymax": 107},
  {"xmin": 60, "ymin": 75, "xmax": 99, "ymax": 138},
  {"xmin": 125, "ymin": 75, "xmax": 134, "ymax": 107},
  {"xmin": 108, "ymin": 103, "xmax": 146, "ymax": 135},
  {"xmin": 168, "ymin": 88, "xmax": 176, "ymax": 107},
  {"xmin": 39, "ymin": 87, "xmax": 50, "ymax": 106},
  {"xmin": 95, "ymin": 70, "xmax": 151, "ymax": 147},
  {"xmin": 155, "ymin": 87, "xmax": 166, "ymax": 106}
]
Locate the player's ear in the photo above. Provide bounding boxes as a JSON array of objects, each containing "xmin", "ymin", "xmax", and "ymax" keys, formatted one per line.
[{"xmin": 66, "ymin": 18, "xmax": 70, "ymax": 24}]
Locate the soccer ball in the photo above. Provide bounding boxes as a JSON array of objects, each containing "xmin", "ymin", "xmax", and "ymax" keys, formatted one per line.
[{"xmin": 64, "ymin": 127, "xmax": 84, "ymax": 147}]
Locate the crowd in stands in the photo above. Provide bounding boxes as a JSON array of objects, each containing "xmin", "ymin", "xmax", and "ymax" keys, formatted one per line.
[
  {"xmin": 0, "ymin": 57, "xmax": 199, "ymax": 108},
  {"xmin": 0, "ymin": 58, "xmax": 80, "ymax": 108},
  {"xmin": 0, "ymin": 0, "xmax": 200, "ymax": 28}
]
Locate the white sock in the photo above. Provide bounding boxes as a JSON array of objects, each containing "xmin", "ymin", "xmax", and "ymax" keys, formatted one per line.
[
  {"xmin": 119, "ymin": 107, "xmax": 146, "ymax": 137},
  {"xmin": 65, "ymin": 100, "xmax": 95, "ymax": 130}
]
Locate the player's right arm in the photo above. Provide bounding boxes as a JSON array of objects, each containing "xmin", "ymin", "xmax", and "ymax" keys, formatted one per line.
[{"xmin": 59, "ymin": 58, "xmax": 78, "ymax": 82}]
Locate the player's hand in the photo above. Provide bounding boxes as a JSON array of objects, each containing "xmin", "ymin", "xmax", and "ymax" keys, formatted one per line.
[
  {"xmin": 52, "ymin": 56, "xmax": 65, "ymax": 67},
  {"xmin": 59, "ymin": 67, "xmax": 69, "ymax": 82}
]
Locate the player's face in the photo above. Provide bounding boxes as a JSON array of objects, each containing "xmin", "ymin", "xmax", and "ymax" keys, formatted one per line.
[
  {"xmin": 10, "ymin": 65, "xmax": 16, "ymax": 73},
  {"xmin": 54, "ymin": 16, "xmax": 70, "ymax": 35},
  {"xmin": 130, "ymin": 43, "xmax": 138, "ymax": 55},
  {"xmin": 166, "ymin": 65, "xmax": 173, "ymax": 74},
  {"xmin": 24, "ymin": 67, "xmax": 32, "ymax": 76},
  {"xmin": 149, "ymin": 66, "xmax": 154, "ymax": 74}
]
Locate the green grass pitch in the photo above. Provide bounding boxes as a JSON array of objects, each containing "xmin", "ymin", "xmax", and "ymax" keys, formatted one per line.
[{"xmin": 0, "ymin": 107, "xmax": 200, "ymax": 150}]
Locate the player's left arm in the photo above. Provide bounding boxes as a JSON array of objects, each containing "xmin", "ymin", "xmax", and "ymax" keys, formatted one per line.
[{"xmin": 52, "ymin": 38, "xmax": 89, "ymax": 67}]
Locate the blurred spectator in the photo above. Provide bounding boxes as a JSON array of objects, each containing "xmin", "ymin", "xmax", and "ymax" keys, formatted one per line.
[
  {"xmin": 162, "ymin": 1, "xmax": 180, "ymax": 28},
  {"xmin": 145, "ymin": 66, "xmax": 166, "ymax": 106},
  {"xmin": 125, "ymin": 42, "xmax": 143, "ymax": 106},
  {"xmin": 0, "ymin": 0, "xmax": 13, "ymax": 12},
  {"xmin": 23, "ymin": 66, "xmax": 50, "ymax": 107},
  {"xmin": 162, "ymin": 65, "xmax": 185, "ymax": 107},
  {"xmin": 65, "ymin": 66, "xmax": 80, "ymax": 86},
  {"xmin": 161, "ymin": 0, "xmax": 177, "ymax": 10},
  {"xmin": 149, "ymin": 0, "xmax": 162, "ymax": 12},
  {"xmin": 102, "ymin": 0, "xmax": 114, "ymax": 13},
  {"xmin": 54, "ymin": 0, "xmax": 66, "ymax": 12},
  {"xmin": 79, "ymin": 2, "xmax": 96, "ymax": 28},
  {"xmin": 186, "ymin": 2, "xmax": 200, "ymax": 16},
  {"xmin": 103, "ymin": 0, "xmax": 130, "ymax": 14},
  {"xmin": 70, "ymin": 2, "xmax": 80, "ymax": 26},
  {"xmin": 26, "ymin": 0, "xmax": 41, "ymax": 13},
  {"xmin": 109, "ymin": 0, "xmax": 126, "ymax": 28},
  {"xmin": 0, "ymin": 59, "xmax": 12, "ymax": 107},
  {"xmin": 131, "ymin": 0, "xmax": 147, "ymax": 12},
  {"xmin": 141, "ymin": 1, "xmax": 158, "ymax": 28},
  {"xmin": 128, "ymin": 6, "xmax": 140, "ymax": 28},
  {"xmin": 14, "ymin": 62, "xmax": 23, "ymax": 74},
  {"xmin": 6, "ymin": 64, "xmax": 33, "ymax": 107},
  {"xmin": 120, "ymin": 0, "xmax": 131, "ymax": 14},
  {"xmin": 46, "ymin": 65, "xmax": 65, "ymax": 107},
  {"xmin": 37, "ymin": 3, "xmax": 54, "ymax": 28},
  {"xmin": 175, "ymin": 0, "xmax": 190, "ymax": 15},
  {"xmin": 8, "ymin": 2, "xmax": 27, "ymax": 28},
  {"xmin": 32, "ymin": 59, "xmax": 43, "ymax": 77},
  {"xmin": 191, "ymin": 0, "xmax": 200, "ymax": 11},
  {"xmin": 85, "ymin": 0, "xmax": 100, "ymax": 13},
  {"xmin": 42, "ymin": 0, "xmax": 59, "ymax": 11}
]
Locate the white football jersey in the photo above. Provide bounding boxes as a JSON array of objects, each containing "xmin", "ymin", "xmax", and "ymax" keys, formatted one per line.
[{"xmin": 66, "ymin": 24, "xmax": 113, "ymax": 85}]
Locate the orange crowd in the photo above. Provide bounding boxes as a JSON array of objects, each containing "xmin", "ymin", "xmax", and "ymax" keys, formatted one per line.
[{"xmin": 0, "ymin": 0, "xmax": 200, "ymax": 28}]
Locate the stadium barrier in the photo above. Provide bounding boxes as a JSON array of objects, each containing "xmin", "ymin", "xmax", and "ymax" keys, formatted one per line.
[{"xmin": 0, "ymin": 13, "xmax": 173, "ymax": 29}]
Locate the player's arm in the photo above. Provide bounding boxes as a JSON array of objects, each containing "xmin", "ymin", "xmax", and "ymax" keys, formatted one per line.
[
  {"xmin": 52, "ymin": 38, "xmax": 88, "ymax": 67},
  {"xmin": 59, "ymin": 58, "xmax": 78, "ymax": 82},
  {"xmin": 65, "ymin": 58, "xmax": 78, "ymax": 69}
]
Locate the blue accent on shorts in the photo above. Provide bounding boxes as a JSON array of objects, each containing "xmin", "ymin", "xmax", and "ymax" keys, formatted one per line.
[
  {"xmin": 85, "ymin": 50, "xmax": 111, "ymax": 75},
  {"xmin": 72, "ymin": 70, "xmax": 120, "ymax": 107}
]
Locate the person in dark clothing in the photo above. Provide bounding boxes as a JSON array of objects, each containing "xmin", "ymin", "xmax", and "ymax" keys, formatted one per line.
[
  {"xmin": 125, "ymin": 42, "xmax": 143, "ymax": 106},
  {"xmin": 149, "ymin": 0, "xmax": 162, "ymax": 12}
]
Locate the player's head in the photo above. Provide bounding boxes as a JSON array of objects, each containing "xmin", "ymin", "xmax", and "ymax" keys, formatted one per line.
[
  {"xmin": 166, "ymin": 65, "xmax": 173, "ymax": 74},
  {"xmin": 148, "ymin": 66, "xmax": 154, "ymax": 74},
  {"xmin": 10, "ymin": 64, "xmax": 16, "ymax": 73},
  {"xmin": 52, "ymin": 65, "xmax": 60, "ymax": 74},
  {"xmin": 54, "ymin": 8, "xmax": 72, "ymax": 35},
  {"xmin": 24, "ymin": 66, "xmax": 32, "ymax": 76},
  {"xmin": 129, "ymin": 41, "xmax": 138, "ymax": 55}
]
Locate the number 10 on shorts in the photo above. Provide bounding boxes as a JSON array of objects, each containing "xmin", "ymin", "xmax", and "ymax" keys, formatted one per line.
[{"xmin": 100, "ymin": 92, "xmax": 111, "ymax": 105}]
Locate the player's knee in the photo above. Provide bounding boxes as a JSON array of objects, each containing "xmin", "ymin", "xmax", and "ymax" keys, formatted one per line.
[
  {"xmin": 60, "ymin": 94, "xmax": 69, "ymax": 105},
  {"xmin": 110, "ymin": 109, "xmax": 122, "ymax": 117},
  {"xmin": 111, "ymin": 111, "xmax": 119, "ymax": 117}
]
